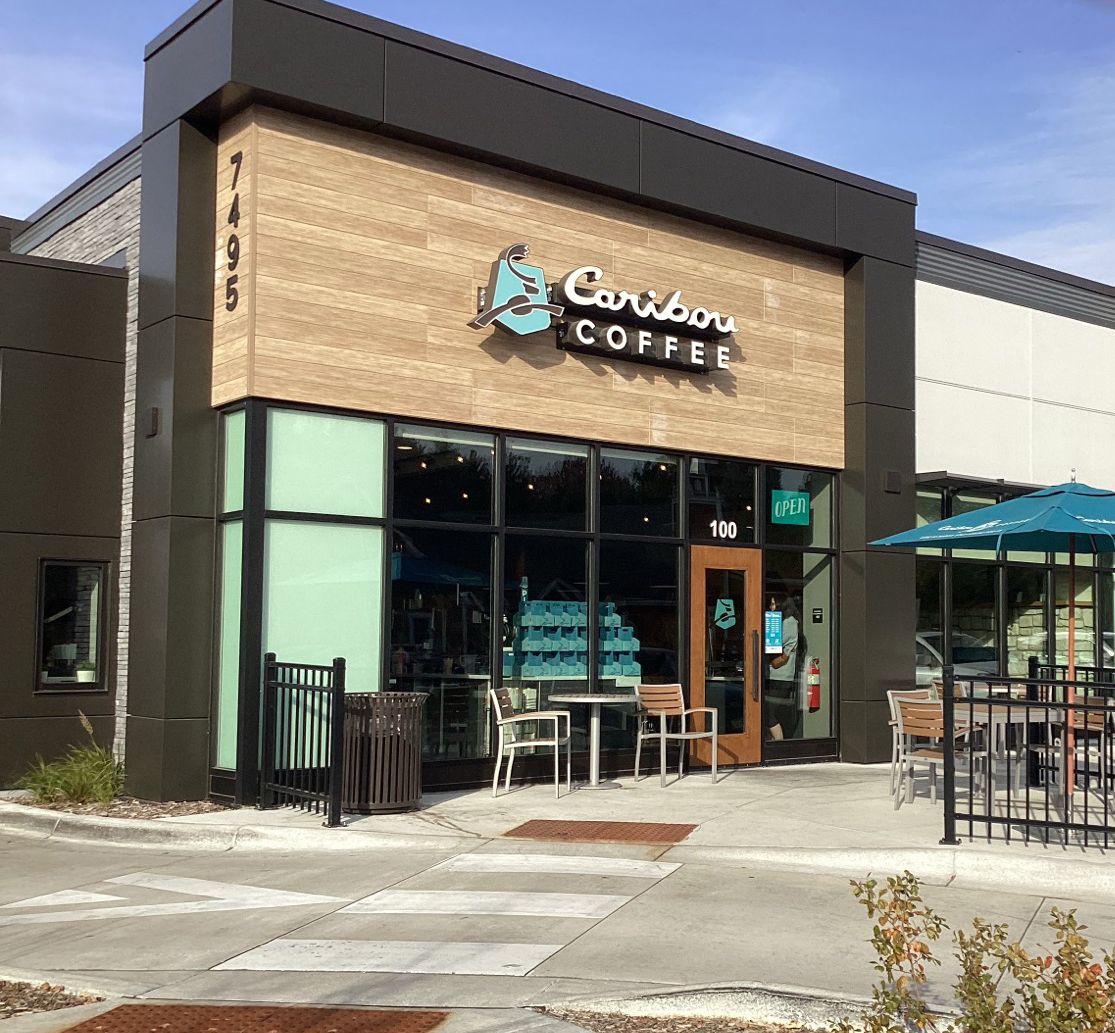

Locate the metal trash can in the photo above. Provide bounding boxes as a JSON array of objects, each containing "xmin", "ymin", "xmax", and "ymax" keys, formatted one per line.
[{"xmin": 342, "ymin": 692, "xmax": 428, "ymax": 813}]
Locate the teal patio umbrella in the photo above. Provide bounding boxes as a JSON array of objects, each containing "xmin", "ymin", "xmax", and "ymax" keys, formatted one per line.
[{"xmin": 873, "ymin": 479, "xmax": 1115, "ymax": 794}]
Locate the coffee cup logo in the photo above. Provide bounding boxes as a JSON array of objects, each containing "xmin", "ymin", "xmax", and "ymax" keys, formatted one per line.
[{"xmin": 468, "ymin": 243, "xmax": 564, "ymax": 336}]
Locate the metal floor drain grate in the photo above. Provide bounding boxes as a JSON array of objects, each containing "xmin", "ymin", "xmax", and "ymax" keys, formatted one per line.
[
  {"xmin": 504, "ymin": 819, "xmax": 697, "ymax": 843},
  {"xmin": 59, "ymin": 1005, "xmax": 448, "ymax": 1033}
]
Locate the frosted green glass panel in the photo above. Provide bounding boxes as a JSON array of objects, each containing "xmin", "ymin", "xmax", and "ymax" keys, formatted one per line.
[
  {"xmin": 214, "ymin": 521, "xmax": 243, "ymax": 768},
  {"xmin": 267, "ymin": 409, "xmax": 385, "ymax": 517},
  {"xmin": 264, "ymin": 521, "xmax": 384, "ymax": 692},
  {"xmin": 222, "ymin": 410, "xmax": 246, "ymax": 514}
]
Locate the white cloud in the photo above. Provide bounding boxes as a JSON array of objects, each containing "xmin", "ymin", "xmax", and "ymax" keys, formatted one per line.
[
  {"xmin": 923, "ymin": 63, "xmax": 1115, "ymax": 283},
  {"xmin": 0, "ymin": 52, "xmax": 140, "ymax": 218}
]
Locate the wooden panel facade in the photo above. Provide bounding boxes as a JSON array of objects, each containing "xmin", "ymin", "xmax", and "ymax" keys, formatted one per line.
[{"xmin": 213, "ymin": 106, "xmax": 846, "ymax": 468}]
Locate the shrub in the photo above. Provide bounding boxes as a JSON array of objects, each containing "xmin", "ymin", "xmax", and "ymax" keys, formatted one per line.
[
  {"xmin": 15, "ymin": 713, "xmax": 123, "ymax": 805},
  {"xmin": 838, "ymin": 871, "xmax": 1115, "ymax": 1033}
]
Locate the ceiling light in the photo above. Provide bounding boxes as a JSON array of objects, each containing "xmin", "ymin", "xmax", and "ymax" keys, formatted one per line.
[
  {"xmin": 420, "ymin": 461, "xmax": 427, "ymax": 469},
  {"xmin": 424, "ymin": 497, "xmax": 431, "ymax": 504}
]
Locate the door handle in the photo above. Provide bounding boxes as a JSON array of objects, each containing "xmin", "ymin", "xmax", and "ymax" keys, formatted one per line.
[{"xmin": 751, "ymin": 629, "xmax": 760, "ymax": 702}]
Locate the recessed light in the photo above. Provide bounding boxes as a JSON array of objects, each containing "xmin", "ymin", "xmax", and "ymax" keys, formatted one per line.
[
  {"xmin": 659, "ymin": 464, "xmax": 667, "ymax": 471},
  {"xmin": 462, "ymin": 492, "xmax": 469, "ymax": 499},
  {"xmin": 457, "ymin": 456, "xmax": 464, "ymax": 463},
  {"xmin": 527, "ymin": 483, "xmax": 535, "ymax": 491},
  {"xmin": 424, "ymin": 497, "xmax": 431, "ymax": 504},
  {"xmin": 420, "ymin": 461, "xmax": 427, "ymax": 469},
  {"xmin": 643, "ymin": 516, "xmax": 650, "ymax": 523}
]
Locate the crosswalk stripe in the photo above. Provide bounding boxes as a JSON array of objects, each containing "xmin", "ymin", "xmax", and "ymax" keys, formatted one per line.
[
  {"xmin": 431, "ymin": 853, "xmax": 680, "ymax": 879},
  {"xmin": 341, "ymin": 889, "xmax": 630, "ymax": 918},
  {"xmin": 216, "ymin": 939, "xmax": 563, "ymax": 976}
]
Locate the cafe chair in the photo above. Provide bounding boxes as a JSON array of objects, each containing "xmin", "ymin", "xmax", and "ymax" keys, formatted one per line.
[
  {"xmin": 893, "ymin": 698, "xmax": 979, "ymax": 810},
  {"xmin": 886, "ymin": 688, "xmax": 936, "ymax": 795},
  {"xmin": 634, "ymin": 683, "xmax": 718, "ymax": 787},
  {"xmin": 489, "ymin": 686, "xmax": 571, "ymax": 799}
]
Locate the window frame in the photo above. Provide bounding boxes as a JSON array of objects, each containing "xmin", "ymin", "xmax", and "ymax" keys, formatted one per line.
[{"xmin": 35, "ymin": 558, "xmax": 110, "ymax": 695}]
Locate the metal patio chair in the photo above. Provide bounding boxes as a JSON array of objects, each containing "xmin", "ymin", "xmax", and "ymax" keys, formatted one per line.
[
  {"xmin": 634, "ymin": 683, "xmax": 718, "ymax": 787},
  {"xmin": 489, "ymin": 687, "xmax": 571, "ymax": 799}
]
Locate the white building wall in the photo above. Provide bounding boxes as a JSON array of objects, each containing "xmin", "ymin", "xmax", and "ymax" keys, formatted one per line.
[{"xmin": 916, "ymin": 280, "xmax": 1115, "ymax": 488}]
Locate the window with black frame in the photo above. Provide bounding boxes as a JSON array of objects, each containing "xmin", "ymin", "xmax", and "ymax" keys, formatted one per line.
[
  {"xmin": 505, "ymin": 437, "xmax": 589, "ymax": 531},
  {"xmin": 688, "ymin": 457, "xmax": 757, "ymax": 543},
  {"xmin": 502, "ymin": 534, "xmax": 590, "ymax": 750},
  {"xmin": 394, "ymin": 425, "xmax": 494, "ymax": 524},
  {"xmin": 600, "ymin": 448, "xmax": 679, "ymax": 537},
  {"xmin": 598, "ymin": 540, "xmax": 679, "ymax": 748},
  {"xmin": 38, "ymin": 562, "xmax": 105, "ymax": 690},
  {"xmin": 388, "ymin": 528, "xmax": 493, "ymax": 760}
]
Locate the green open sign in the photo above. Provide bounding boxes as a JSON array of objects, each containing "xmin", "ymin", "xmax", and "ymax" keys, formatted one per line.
[{"xmin": 771, "ymin": 489, "xmax": 810, "ymax": 525}]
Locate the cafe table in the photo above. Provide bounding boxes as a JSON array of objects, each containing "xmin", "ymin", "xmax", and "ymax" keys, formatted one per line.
[{"xmin": 549, "ymin": 692, "xmax": 638, "ymax": 789}]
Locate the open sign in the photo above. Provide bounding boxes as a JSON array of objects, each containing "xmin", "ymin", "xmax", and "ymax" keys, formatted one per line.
[{"xmin": 771, "ymin": 490, "xmax": 810, "ymax": 525}]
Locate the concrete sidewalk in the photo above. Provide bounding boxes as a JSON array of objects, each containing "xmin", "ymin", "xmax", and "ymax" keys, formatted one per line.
[{"xmin": 4, "ymin": 763, "xmax": 1115, "ymax": 899}]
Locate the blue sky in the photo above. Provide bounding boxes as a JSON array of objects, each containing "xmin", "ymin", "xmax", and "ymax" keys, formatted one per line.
[{"xmin": 2, "ymin": 0, "xmax": 1113, "ymax": 282}]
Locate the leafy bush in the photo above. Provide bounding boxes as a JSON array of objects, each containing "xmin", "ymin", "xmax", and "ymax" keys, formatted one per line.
[
  {"xmin": 15, "ymin": 713, "xmax": 123, "ymax": 805},
  {"xmin": 837, "ymin": 871, "xmax": 1115, "ymax": 1033}
]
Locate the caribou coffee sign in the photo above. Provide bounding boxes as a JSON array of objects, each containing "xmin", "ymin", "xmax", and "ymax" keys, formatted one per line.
[{"xmin": 469, "ymin": 243, "xmax": 734, "ymax": 373}]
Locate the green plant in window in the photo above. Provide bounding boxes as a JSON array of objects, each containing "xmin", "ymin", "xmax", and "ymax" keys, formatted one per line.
[{"xmin": 15, "ymin": 712, "xmax": 123, "ymax": 805}]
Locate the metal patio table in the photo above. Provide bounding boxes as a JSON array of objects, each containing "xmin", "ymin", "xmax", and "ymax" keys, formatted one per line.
[{"xmin": 550, "ymin": 692, "xmax": 637, "ymax": 790}]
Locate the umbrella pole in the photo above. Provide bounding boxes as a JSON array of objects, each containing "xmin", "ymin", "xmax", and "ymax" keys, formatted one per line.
[{"xmin": 1067, "ymin": 533, "xmax": 1076, "ymax": 799}]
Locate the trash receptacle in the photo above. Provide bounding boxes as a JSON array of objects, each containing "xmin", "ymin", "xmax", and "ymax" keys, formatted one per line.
[{"xmin": 342, "ymin": 692, "xmax": 428, "ymax": 813}]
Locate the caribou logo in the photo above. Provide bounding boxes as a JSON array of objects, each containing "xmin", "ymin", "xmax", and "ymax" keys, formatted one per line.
[{"xmin": 468, "ymin": 243, "xmax": 564, "ymax": 336}]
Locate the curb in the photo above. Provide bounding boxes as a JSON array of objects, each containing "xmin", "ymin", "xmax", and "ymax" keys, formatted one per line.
[
  {"xmin": 548, "ymin": 980, "xmax": 871, "ymax": 1029},
  {"xmin": 664, "ymin": 842, "xmax": 1115, "ymax": 900},
  {"xmin": 0, "ymin": 802, "xmax": 481, "ymax": 854},
  {"xmin": 5, "ymin": 801, "xmax": 1115, "ymax": 901}
]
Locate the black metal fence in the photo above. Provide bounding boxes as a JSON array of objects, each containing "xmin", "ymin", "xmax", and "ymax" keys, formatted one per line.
[
  {"xmin": 259, "ymin": 652, "xmax": 346, "ymax": 828},
  {"xmin": 941, "ymin": 664, "xmax": 1115, "ymax": 847}
]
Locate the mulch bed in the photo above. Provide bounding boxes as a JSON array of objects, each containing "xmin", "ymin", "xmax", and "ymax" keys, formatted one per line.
[
  {"xmin": 548, "ymin": 1010, "xmax": 818, "ymax": 1033},
  {"xmin": 0, "ymin": 980, "xmax": 103, "ymax": 1021},
  {"xmin": 10, "ymin": 798, "xmax": 229, "ymax": 820}
]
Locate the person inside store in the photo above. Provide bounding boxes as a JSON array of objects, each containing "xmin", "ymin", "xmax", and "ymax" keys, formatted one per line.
[{"xmin": 766, "ymin": 593, "xmax": 804, "ymax": 740}]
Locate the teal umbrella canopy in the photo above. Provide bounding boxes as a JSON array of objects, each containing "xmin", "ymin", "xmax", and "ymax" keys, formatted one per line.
[{"xmin": 871, "ymin": 481, "xmax": 1115, "ymax": 554}]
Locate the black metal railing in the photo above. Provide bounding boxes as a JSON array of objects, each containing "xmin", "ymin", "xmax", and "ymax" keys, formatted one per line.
[
  {"xmin": 1030, "ymin": 658, "xmax": 1115, "ymax": 689},
  {"xmin": 941, "ymin": 664, "xmax": 1115, "ymax": 848},
  {"xmin": 259, "ymin": 652, "xmax": 346, "ymax": 828}
]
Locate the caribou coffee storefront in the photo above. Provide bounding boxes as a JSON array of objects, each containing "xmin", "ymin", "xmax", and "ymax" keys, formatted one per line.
[
  {"xmin": 207, "ymin": 97, "xmax": 893, "ymax": 797},
  {"xmin": 17, "ymin": 0, "xmax": 919, "ymax": 801}
]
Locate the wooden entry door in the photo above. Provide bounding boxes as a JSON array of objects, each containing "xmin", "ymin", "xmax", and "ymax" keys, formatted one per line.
[{"xmin": 688, "ymin": 545, "xmax": 763, "ymax": 768}]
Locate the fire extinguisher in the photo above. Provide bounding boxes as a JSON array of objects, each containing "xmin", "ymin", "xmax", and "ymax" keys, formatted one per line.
[{"xmin": 806, "ymin": 658, "xmax": 821, "ymax": 712}]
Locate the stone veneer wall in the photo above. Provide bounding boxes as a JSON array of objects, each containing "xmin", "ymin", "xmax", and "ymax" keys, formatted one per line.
[{"xmin": 27, "ymin": 175, "xmax": 141, "ymax": 759}]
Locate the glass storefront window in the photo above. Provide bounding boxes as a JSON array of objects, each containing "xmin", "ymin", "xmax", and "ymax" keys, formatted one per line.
[
  {"xmin": 222, "ymin": 409, "xmax": 245, "ymax": 514},
  {"xmin": 688, "ymin": 458, "xmax": 757, "ymax": 544},
  {"xmin": 765, "ymin": 467, "xmax": 832, "ymax": 548},
  {"xmin": 263, "ymin": 521, "xmax": 384, "ymax": 692},
  {"xmin": 1006, "ymin": 567, "xmax": 1047, "ymax": 677},
  {"xmin": 951, "ymin": 562, "xmax": 999, "ymax": 681},
  {"xmin": 38, "ymin": 562, "xmax": 105, "ymax": 689},
  {"xmin": 1055, "ymin": 568, "xmax": 1095, "ymax": 669},
  {"xmin": 762, "ymin": 551, "xmax": 833, "ymax": 740},
  {"xmin": 950, "ymin": 493, "xmax": 1012, "ymax": 561},
  {"xmin": 267, "ymin": 409, "xmax": 385, "ymax": 517},
  {"xmin": 1098, "ymin": 572, "xmax": 1115, "ymax": 674},
  {"xmin": 915, "ymin": 559, "xmax": 944, "ymax": 687},
  {"xmin": 502, "ymin": 535, "xmax": 589, "ymax": 747},
  {"xmin": 505, "ymin": 437, "xmax": 589, "ymax": 531},
  {"xmin": 388, "ymin": 528, "xmax": 493, "ymax": 760},
  {"xmin": 598, "ymin": 541, "xmax": 679, "ymax": 749},
  {"xmin": 214, "ymin": 521, "xmax": 242, "ymax": 768},
  {"xmin": 915, "ymin": 488, "xmax": 943, "ymax": 556},
  {"xmin": 394, "ymin": 425, "xmax": 494, "ymax": 524},
  {"xmin": 599, "ymin": 448, "xmax": 679, "ymax": 537}
]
